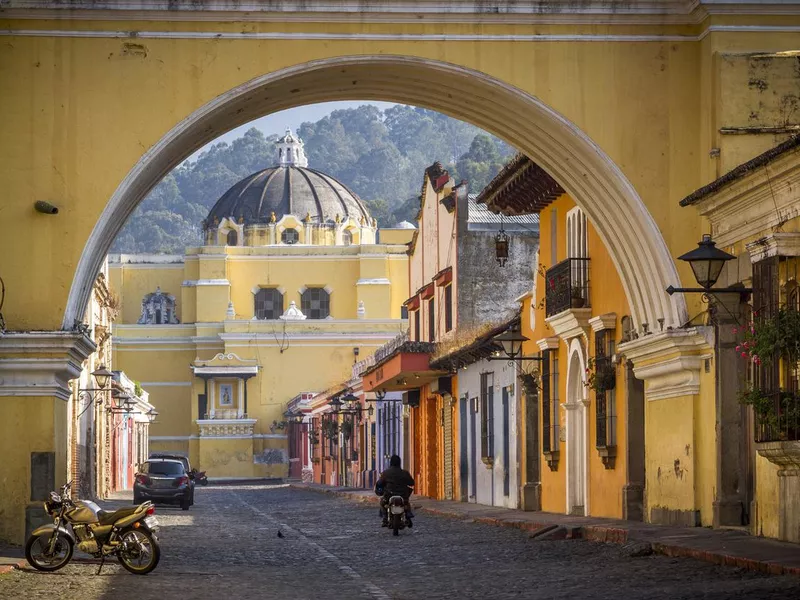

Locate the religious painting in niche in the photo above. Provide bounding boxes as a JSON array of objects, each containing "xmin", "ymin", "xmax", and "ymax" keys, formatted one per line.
[
  {"xmin": 219, "ymin": 383, "xmax": 234, "ymax": 407},
  {"xmin": 138, "ymin": 287, "xmax": 180, "ymax": 325}
]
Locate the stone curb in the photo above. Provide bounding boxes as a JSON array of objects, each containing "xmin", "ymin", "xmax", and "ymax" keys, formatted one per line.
[
  {"xmin": 0, "ymin": 556, "xmax": 105, "ymax": 575},
  {"xmin": 290, "ymin": 484, "xmax": 800, "ymax": 577}
]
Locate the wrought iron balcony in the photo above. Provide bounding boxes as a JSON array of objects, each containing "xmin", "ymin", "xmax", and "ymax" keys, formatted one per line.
[
  {"xmin": 545, "ymin": 258, "xmax": 591, "ymax": 318},
  {"xmin": 754, "ymin": 391, "xmax": 800, "ymax": 443}
]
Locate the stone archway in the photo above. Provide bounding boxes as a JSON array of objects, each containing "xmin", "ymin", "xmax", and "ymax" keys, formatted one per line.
[
  {"xmin": 565, "ymin": 337, "xmax": 589, "ymax": 516},
  {"xmin": 63, "ymin": 55, "xmax": 686, "ymax": 334}
]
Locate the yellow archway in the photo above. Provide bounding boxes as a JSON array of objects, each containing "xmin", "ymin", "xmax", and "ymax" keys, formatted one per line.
[{"xmin": 64, "ymin": 55, "xmax": 685, "ymax": 332}]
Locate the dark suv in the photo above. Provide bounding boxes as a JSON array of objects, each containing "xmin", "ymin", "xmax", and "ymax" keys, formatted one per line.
[
  {"xmin": 134, "ymin": 459, "xmax": 193, "ymax": 510},
  {"xmin": 149, "ymin": 452, "xmax": 195, "ymax": 505}
]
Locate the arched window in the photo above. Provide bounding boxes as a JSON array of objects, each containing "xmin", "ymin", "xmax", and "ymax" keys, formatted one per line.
[
  {"xmin": 226, "ymin": 230, "xmax": 238, "ymax": 246},
  {"xmin": 281, "ymin": 228, "xmax": 299, "ymax": 245},
  {"xmin": 342, "ymin": 229, "xmax": 353, "ymax": 246},
  {"xmin": 301, "ymin": 287, "xmax": 330, "ymax": 319},
  {"xmin": 254, "ymin": 288, "xmax": 284, "ymax": 320}
]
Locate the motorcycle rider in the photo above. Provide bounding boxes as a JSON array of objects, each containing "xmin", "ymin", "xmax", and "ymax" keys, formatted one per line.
[{"xmin": 375, "ymin": 454, "xmax": 415, "ymax": 527}]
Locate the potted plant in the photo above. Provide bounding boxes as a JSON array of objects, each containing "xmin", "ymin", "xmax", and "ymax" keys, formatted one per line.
[
  {"xmin": 340, "ymin": 420, "xmax": 354, "ymax": 440},
  {"xmin": 585, "ymin": 357, "xmax": 616, "ymax": 394},
  {"xmin": 570, "ymin": 287, "xmax": 586, "ymax": 309}
]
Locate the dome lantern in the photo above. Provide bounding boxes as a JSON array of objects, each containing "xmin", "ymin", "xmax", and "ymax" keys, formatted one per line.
[{"xmin": 277, "ymin": 128, "xmax": 308, "ymax": 168}]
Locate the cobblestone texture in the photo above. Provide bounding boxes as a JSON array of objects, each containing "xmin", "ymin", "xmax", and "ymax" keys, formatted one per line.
[{"xmin": 1, "ymin": 484, "xmax": 799, "ymax": 599}]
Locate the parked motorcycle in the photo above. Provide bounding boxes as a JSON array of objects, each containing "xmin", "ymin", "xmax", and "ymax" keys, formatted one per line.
[
  {"xmin": 386, "ymin": 495, "xmax": 413, "ymax": 536},
  {"xmin": 25, "ymin": 481, "xmax": 161, "ymax": 575},
  {"xmin": 191, "ymin": 469, "xmax": 208, "ymax": 486}
]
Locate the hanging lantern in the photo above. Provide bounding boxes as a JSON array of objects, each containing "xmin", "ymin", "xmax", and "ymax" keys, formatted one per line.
[
  {"xmin": 677, "ymin": 234, "xmax": 735, "ymax": 290},
  {"xmin": 495, "ymin": 215, "xmax": 509, "ymax": 267}
]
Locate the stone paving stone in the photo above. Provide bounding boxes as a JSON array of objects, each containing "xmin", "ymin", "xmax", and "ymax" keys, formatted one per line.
[{"xmin": 0, "ymin": 484, "xmax": 799, "ymax": 599}]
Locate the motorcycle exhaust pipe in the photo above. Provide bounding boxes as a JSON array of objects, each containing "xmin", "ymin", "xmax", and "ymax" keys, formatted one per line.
[{"xmin": 34, "ymin": 201, "xmax": 59, "ymax": 215}]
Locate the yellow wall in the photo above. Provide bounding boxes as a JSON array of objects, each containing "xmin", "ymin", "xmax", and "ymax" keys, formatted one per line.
[{"xmin": 522, "ymin": 194, "xmax": 631, "ymax": 518}]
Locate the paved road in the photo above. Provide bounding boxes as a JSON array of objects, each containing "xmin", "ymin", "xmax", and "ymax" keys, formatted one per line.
[{"xmin": 2, "ymin": 484, "xmax": 799, "ymax": 599}]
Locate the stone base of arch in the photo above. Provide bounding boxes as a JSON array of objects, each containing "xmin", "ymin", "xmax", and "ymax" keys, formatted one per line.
[
  {"xmin": 0, "ymin": 330, "xmax": 95, "ymax": 545},
  {"xmin": 619, "ymin": 327, "xmax": 714, "ymax": 527}
]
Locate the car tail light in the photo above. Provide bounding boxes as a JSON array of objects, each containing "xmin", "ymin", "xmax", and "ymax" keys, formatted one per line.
[
  {"xmin": 135, "ymin": 474, "xmax": 151, "ymax": 486},
  {"xmin": 175, "ymin": 475, "xmax": 189, "ymax": 487},
  {"xmin": 146, "ymin": 506, "xmax": 155, "ymax": 515}
]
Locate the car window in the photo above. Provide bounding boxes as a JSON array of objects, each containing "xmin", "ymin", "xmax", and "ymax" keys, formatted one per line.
[{"xmin": 142, "ymin": 461, "xmax": 184, "ymax": 476}]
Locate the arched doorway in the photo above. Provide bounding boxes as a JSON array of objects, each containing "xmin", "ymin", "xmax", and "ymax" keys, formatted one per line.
[
  {"xmin": 63, "ymin": 55, "xmax": 685, "ymax": 333},
  {"xmin": 566, "ymin": 337, "xmax": 589, "ymax": 516}
]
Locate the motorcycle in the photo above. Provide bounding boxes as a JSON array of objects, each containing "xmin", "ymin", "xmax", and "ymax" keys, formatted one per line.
[
  {"xmin": 191, "ymin": 468, "xmax": 208, "ymax": 486},
  {"xmin": 386, "ymin": 495, "xmax": 413, "ymax": 536},
  {"xmin": 25, "ymin": 481, "xmax": 161, "ymax": 575}
]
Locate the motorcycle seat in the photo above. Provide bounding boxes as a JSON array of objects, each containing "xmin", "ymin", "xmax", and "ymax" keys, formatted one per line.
[{"xmin": 96, "ymin": 506, "xmax": 140, "ymax": 525}]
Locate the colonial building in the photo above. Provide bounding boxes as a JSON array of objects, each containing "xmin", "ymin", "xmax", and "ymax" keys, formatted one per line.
[
  {"xmin": 361, "ymin": 161, "xmax": 539, "ymax": 501},
  {"xmin": 109, "ymin": 131, "xmax": 411, "ymax": 480},
  {"xmin": 678, "ymin": 134, "xmax": 800, "ymax": 542}
]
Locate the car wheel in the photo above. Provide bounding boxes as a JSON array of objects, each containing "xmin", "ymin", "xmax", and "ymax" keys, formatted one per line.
[{"xmin": 180, "ymin": 495, "xmax": 190, "ymax": 511}]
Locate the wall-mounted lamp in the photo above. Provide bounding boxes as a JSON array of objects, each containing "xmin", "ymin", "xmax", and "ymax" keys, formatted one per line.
[
  {"xmin": 495, "ymin": 215, "xmax": 509, "ymax": 267},
  {"xmin": 666, "ymin": 234, "xmax": 751, "ymax": 300}
]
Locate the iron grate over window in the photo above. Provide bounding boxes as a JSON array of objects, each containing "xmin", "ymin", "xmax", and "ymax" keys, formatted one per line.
[
  {"xmin": 282, "ymin": 228, "xmax": 299, "ymax": 244},
  {"xmin": 254, "ymin": 288, "xmax": 284, "ymax": 320},
  {"xmin": 594, "ymin": 329, "xmax": 617, "ymax": 451},
  {"xmin": 302, "ymin": 287, "xmax": 331, "ymax": 319}
]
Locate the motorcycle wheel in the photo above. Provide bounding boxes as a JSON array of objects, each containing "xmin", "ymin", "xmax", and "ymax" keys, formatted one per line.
[
  {"xmin": 117, "ymin": 528, "xmax": 161, "ymax": 575},
  {"xmin": 25, "ymin": 531, "xmax": 73, "ymax": 572},
  {"xmin": 200, "ymin": 478, "xmax": 208, "ymax": 486},
  {"xmin": 392, "ymin": 514, "xmax": 402, "ymax": 537}
]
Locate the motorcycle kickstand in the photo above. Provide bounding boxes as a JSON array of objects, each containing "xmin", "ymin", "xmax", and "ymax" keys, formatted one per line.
[{"xmin": 96, "ymin": 555, "xmax": 105, "ymax": 575}]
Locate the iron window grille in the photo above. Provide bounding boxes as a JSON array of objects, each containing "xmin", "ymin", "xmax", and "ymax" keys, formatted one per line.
[
  {"xmin": 752, "ymin": 257, "xmax": 800, "ymax": 443},
  {"xmin": 302, "ymin": 287, "xmax": 331, "ymax": 319},
  {"xmin": 444, "ymin": 285, "xmax": 453, "ymax": 332},
  {"xmin": 428, "ymin": 298, "xmax": 435, "ymax": 342},
  {"xmin": 594, "ymin": 329, "xmax": 617, "ymax": 468},
  {"xmin": 226, "ymin": 230, "xmax": 238, "ymax": 246},
  {"xmin": 480, "ymin": 372, "xmax": 495, "ymax": 463},
  {"xmin": 541, "ymin": 349, "xmax": 560, "ymax": 470},
  {"xmin": 254, "ymin": 288, "xmax": 284, "ymax": 320}
]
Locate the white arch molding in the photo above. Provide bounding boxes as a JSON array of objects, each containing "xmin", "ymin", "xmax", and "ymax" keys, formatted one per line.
[
  {"xmin": 63, "ymin": 55, "xmax": 686, "ymax": 330},
  {"xmin": 565, "ymin": 337, "xmax": 589, "ymax": 516}
]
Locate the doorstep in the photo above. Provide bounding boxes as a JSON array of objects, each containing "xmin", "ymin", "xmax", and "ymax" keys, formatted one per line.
[{"xmin": 289, "ymin": 483, "xmax": 800, "ymax": 577}]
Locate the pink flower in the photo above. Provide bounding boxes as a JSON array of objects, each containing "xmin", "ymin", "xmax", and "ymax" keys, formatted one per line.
[
  {"xmin": 732, "ymin": 327, "xmax": 738, "ymax": 334},
  {"xmin": 751, "ymin": 327, "xmax": 755, "ymax": 334},
  {"xmin": 741, "ymin": 352, "xmax": 748, "ymax": 358},
  {"xmin": 735, "ymin": 345, "xmax": 741, "ymax": 352}
]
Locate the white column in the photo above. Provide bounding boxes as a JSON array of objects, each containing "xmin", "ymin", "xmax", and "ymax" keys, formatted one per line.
[
  {"xmin": 209, "ymin": 379, "xmax": 216, "ymax": 418},
  {"xmin": 237, "ymin": 378, "xmax": 244, "ymax": 418}
]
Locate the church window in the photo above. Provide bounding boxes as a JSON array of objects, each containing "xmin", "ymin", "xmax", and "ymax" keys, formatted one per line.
[
  {"xmin": 226, "ymin": 230, "xmax": 238, "ymax": 246},
  {"xmin": 302, "ymin": 288, "xmax": 330, "ymax": 319},
  {"xmin": 342, "ymin": 229, "xmax": 353, "ymax": 246},
  {"xmin": 254, "ymin": 288, "xmax": 284, "ymax": 320},
  {"xmin": 282, "ymin": 228, "xmax": 299, "ymax": 244},
  {"xmin": 138, "ymin": 288, "xmax": 179, "ymax": 325}
]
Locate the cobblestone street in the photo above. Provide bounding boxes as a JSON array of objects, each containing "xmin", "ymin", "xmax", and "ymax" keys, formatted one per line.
[{"xmin": 2, "ymin": 484, "xmax": 799, "ymax": 600}]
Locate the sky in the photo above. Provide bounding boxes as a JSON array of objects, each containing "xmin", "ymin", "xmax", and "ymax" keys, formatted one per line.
[{"xmin": 188, "ymin": 100, "xmax": 398, "ymax": 160}]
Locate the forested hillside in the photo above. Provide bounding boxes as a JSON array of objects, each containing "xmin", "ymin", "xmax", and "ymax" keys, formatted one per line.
[{"xmin": 112, "ymin": 105, "xmax": 515, "ymax": 254}]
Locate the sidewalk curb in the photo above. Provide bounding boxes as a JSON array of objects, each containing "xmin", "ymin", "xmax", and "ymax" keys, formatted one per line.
[
  {"xmin": 290, "ymin": 483, "xmax": 800, "ymax": 577},
  {"xmin": 0, "ymin": 557, "xmax": 106, "ymax": 575}
]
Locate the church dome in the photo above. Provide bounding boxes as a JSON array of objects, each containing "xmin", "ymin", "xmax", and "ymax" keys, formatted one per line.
[{"xmin": 204, "ymin": 129, "xmax": 371, "ymax": 229}]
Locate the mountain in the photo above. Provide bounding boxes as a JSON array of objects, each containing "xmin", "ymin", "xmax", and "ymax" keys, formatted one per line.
[{"xmin": 112, "ymin": 105, "xmax": 516, "ymax": 254}]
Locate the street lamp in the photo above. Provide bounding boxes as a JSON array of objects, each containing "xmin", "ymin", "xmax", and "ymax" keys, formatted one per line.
[
  {"xmin": 666, "ymin": 234, "xmax": 751, "ymax": 298},
  {"xmin": 489, "ymin": 325, "xmax": 541, "ymax": 362},
  {"xmin": 495, "ymin": 221, "xmax": 509, "ymax": 267},
  {"xmin": 92, "ymin": 365, "xmax": 113, "ymax": 389},
  {"xmin": 329, "ymin": 396, "xmax": 343, "ymax": 411},
  {"xmin": 341, "ymin": 392, "xmax": 358, "ymax": 410},
  {"xmin": 147, "ymin": 408, "xmax": 159, "ymax": 423}
]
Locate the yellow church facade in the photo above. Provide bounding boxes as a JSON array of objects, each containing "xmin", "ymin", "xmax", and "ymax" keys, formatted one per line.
[{"xmin": 109, "ymin": 131, "xmax": 411, "ymax": 479}]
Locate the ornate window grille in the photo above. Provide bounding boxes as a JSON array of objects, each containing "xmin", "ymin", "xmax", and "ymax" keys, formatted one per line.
[
  {"xmin": 301, "ymin": 287, "xmax": 330, "ymax": 319},
  {"xmin": 594, "ymin": 329, "xmax": 617, "ymax": 468},
  {"xmin": 254, "ymin": 288, "xmax": 284, "ymax": 320},
  {"xmin": 281, "ymin": 228, "xmax": 299, "ymax": 244},
  {"xmin": 541, "ymin": 349, "xmax": 560, "ymax": 470},
  {"xmin": 480, "ymin": 372, "xmax": 494, "ymax": 463}
]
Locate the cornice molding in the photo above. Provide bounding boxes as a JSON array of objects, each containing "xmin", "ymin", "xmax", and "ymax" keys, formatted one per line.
[
  {"xmin": 618, "ymin": 327, "xmax": 713, "ymax": 401},
  {"xmin": 746, "ymin": 232, "xmax": 800, "ymax": 263},
  {"xmin": 0, "ymin": 331, "xmax": 96, "ymax": 401},
  {"xmin": 589, "ymin": 312, "xmax": 617, "ymax": 333},
  {"xmin": 536, "ymin": 336, "xmax": 561, "ymax": 352},
  {"xmin": 4, "ymin": 1, "xmax": 800, "ymax": 25},
  {"xmin": 689, "ymin": 151, "xmax": 800, "ymax": 248},
  {"xmin": 545, "ymin": 308, "xmax": 592, "ymax": 342}
]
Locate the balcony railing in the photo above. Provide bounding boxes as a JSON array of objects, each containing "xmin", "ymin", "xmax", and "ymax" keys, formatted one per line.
[
  {"xmin": 545, "ymin": 257, "xmax": 591, "ymax": 318},
  {"xmin": 755, "ymin": 391, "xmax": 800, "ymax": 443},
  {"xmin": 202, "ymin": 410, "xmax": 249, "ymax": 420}
]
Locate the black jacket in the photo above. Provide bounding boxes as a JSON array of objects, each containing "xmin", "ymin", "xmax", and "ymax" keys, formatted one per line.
[{"xmin": 376, "ymin": 466, "xmax": 415, "ymax": 496}]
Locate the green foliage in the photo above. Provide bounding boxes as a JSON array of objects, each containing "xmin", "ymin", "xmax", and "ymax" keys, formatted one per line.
[
  {"xmin": 134, "ymin": 380, "xmax": 143, "ymax": 397},
  {"xmin": 112, "ymin": 106, "xmax": 515, "ymax": 253},
  {"xmin": 585, "ymin": 357, "xmax": 616, "ymax": 394},
  {"xmin": 737, "ymin": 307, "xmax": 800, "ymax": 366}
]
